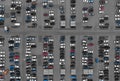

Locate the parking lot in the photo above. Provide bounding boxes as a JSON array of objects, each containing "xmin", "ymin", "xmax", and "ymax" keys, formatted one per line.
[{"xmin": 0, "ymin": 0, "xmax": 120, "ymax": 81}]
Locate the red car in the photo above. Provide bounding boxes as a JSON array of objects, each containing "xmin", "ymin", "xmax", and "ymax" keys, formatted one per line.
[
  {"xmin": 87, "ymin": 43, "xmax": 94, "ymax": 46},
  {"xmin": 99, "ymin": 5, "xmax": 104, "ymax": 13},
  {"xmin": 48, "ymin": 65, "xmax": 54, "ymax": 69},
  {"xmin": 43, "ymin": 13, "xmax": 49, "ymax": 16},
  {"xmin": 42, "ymin": 52, "xmax": 48, "ymax": 56},
  {"xmin": 70, "ymin": 49, "xmax": 75, "ymax": 53},
  {"xmin": 14, "ymin": 55, "xmax": 20, "ymax": 59}
]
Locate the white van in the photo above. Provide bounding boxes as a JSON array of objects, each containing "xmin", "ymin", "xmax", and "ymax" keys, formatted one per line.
[{"xmin": 4, "ymin": 26, "xmax": 9, "ymax": 32}]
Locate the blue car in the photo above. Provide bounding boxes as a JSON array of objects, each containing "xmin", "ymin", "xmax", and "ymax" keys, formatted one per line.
[
  {"xmin": 15, "ymin": 61, "xmax": 19, "ymax": 65},
  {"xmin": 14, "ymin": 43, "xmax": 20, "ymax": 48},
  {"xmin": 115, "ymin": 47, "xmax": 120, "ymax": 51},
  {"xmin": 43, "ymin": 79, "xmax": 48, "ymax": 81},
  {"xmin": 70, "ymin": 52, "xmax": 75, "ymax": 56},
  {"xmin": 114, "ymin": 61, "xmax": 120, "ymax": 65},
  {"xmin": 31, "ymin": 67, "xmax": 36, "ymax": 72},
  {"xmin": 95, "ymin": 58, "xmax": 99, "ymax": 63},
  {"xmin": 60, "ymin": 36, "xmax": 65, "ymax": 43},
  {"xmin": 88, "ymin": 0, "xmax": 94, "ymax": 3},
  {"xmin": 87, "ymin": 74, "xmax": 93, "ymax": 78},
  {"xmin": 31, "ymin": 5, "xmax": 36, "ymax": 9},
  {"xmin": 70, "ymin": 75, "xmax": 76, "ymax": 79},
  {"xmin": 16, "ymin": 79, "xmax": 21, "ymax": 81},
  {"xmin": 116, "ymin": 20, "xmax": 120, "ymax": 26},
  {"xmin": 43, "ymin": 37, "xmax": 49, "ymax": 42},
  {"xmin": 104, "ymin": 57, "xmax": 109, "ymax": 60},
  {"xmin": 49, "ymin": 59, "xmax": 54, "ymax": 63},
  {"xmin": 0, "ymin": 17, "xmax": 4, "ymax": 21},
  {"xmin": 9, "ymin": 52, "xmax": 15, "ymax": 56},
  {"xmin": 26, "ymin": 15, "xmax": 31, "ymax": 22},
  {"xmin": 83, "ymin": 65, "xmax": 89, "ymax": 69},
  {"xmin": 72, "ymin": 79, "xmax": 77, "ymax": 81},
  {"xmin": 9, "ymin": 65, "xmax": 15, "ymax": 70}
]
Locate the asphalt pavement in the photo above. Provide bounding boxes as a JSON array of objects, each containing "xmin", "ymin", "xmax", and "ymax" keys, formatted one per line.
[{"xmin": 0, "ymin": 0, "xmax": 119, "ymax": 81}]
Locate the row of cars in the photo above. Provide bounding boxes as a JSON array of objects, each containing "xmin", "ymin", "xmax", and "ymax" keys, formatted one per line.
[
  {"xmin": 10, "ymin": 0, "xmax": 21, "ymax": 28},
  {"xmin": 82, "ymin": 0, "xmax": 94, "ymax": 29},
  {"xmin": 98, "ymin": 36, "xmax": 110, "ymax": 81},
  {"xmin": 25, "ymin": 0, "xmax": 37, "ymax": 28},
  {"xmin": 43, "ymin": 36, "xmax": 54, "ymax": 81},
  {"xmin": 8, "ymin": 36, "xmax": 21, "ymax": 81},
  {"xmin": 99, "ymin": 15, "xmax": 109, "ymax": 29},
  {"xmin": 0, "ymin": 0, "xmax": 5, "ymax": 1},
  {"xmin": 99, "ymin": 0, "xmax": 108, "ymax": 14},
  {"xmin": 0, "ymin": 4, "xmax": 7, "ymax": 32},
  {"xmin": 59, "ymin": 0, "xmax": 66, "ymax": 28},
  {"xmin": 0, "ymin": 36, "xmax": 4, "ymax": 47},
  {"xmin": 0, "ymin": 50, "xmax": 5, "ymax": 80},
  {"xmin": 115, "ymin": 0, "xmax": 120, "ymax": 28},
  {"xmin": 0, "ymin": 36, "xmax": 6, "ymax": 80},
  {"xmin": 42, "ymin": 0, "xmax": 55, "ymax": 29},
  {"xmin": 25, "ymin": 36, "xmax": 37, "ymax": 81},
  {"xmin": 82, "ymin": 0, "xmax": 94, "ymax": 22},
  {"xmin": 70, "ymin": 0, "xmax": 76, "ymax": 28},
  {"xmin": 0, "ymin": 4, "xmax": 4, "ymax": 26},
  {"xmin": 98, "ymin": 0, "xmax": 109, "ymax": 29},
  {"xmin": 114, "ymin": 36, "xmax": 120, "ymax": 81},
  {"xmin": 81, "ymin": 36, "xmax": 94, "ymax": 81},
  {"xmin": 59, "ymin": 36, "xmax": 65, "ymax": 81},
  {"xmin": 70, "ymin": 36, "xmax": 77, "ymax": 81}
]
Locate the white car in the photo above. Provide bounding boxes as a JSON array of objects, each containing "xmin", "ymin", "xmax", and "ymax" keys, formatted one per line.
[
  {"xmin": 70, "ymin": 20, "xmax": 76, "ymax": 27},
  {"xmin": 104, "ymin": 66, "xmax": 109, "ymax": 69},
  {"xmin": 114, "ymin": 65, "xmax": 120, "ymax": 67},
  {"xmin": 99, "ymin": 70, "xmax": 104, "ymax": 75},
  {"xmin": 114, "ymin": 40, "xmax": 120, "ymax": 44},
  {"xmin": 15, "ymin": 76, "xmax": 21, "ymax": 79},
  {"xmin": 60, "ymin": 45, "xmax": 65, "ymax": 48},
  {"xmin": 60, "ymin": 21, "xmax": 66, "ymax": 27},
  {"xmin": 99, "ymin": 79, "xmax": 104, "ymax": 81},
  {"xmin": 32, "ymin": 0, "xmax": 37, "ymax": 1},
  {"xmin": 83, "ymin": 46, "xmax": 88, "ymax": 49},
  {"xmin": 9, "ymin": 44, "xmax": 14, "ymax": 46},
  {"xmin": 32, "ymin": 58, "xmax": 37, "ymax": 61},
  {"xmin": 15, "ymin": 65, "xmax": 20, "ymax": 68},
  {"xmin": 10, "ymin": 7, "xmax": 15, "ymax": 10},
  {"xmin": 70, "ymin": 44, "xmax": 75, "ymax": 46},
  {"xmin": 71, "ymin": 7, "xmax": 76, "ymax": 14},
  {"xmin": 14, "ymin": 22, "xmax": 21, "ymax": 27},
  {"xmin": 115, "ymin": 15, "xmax": 120, "ymax": 18},
  {"xmin": 82, "ymin": 57, "xmax": 88, "ymax": 60},
  {"xmin": 26, "ymin": 47, "xmax": 31, "ymax": 51},
  {"xmin": 0, "ymin": 63, "xmax": 4, "ymax": 66},
  {"xmin": 43, "ymin": 56, "xmax": 48, "ymax": 59},
  {"xmin": 48, "ymin": 0, "xmax": 53, "ymax": 3},
  {"xmin": 82, "ymin": 79, "xmax": 87, "ymax": 81},
  {"xmin": 0, "ymin": 50, "xmax": 5, "ymax": 54},
  {"xmin": 59, "ymin": 0, "xmax": 65, "ymax": 3},
  {"xmin": 49, "ymin": 55, "xmax": 54, "ymax": 59},
  {"xmin": 49, "ymin": 10, "xmax": 55, "ymax": 16},
  {"xmin": 30, "ymin": 79, "xmax": 37, "ymax": 81},
  {"xmin": 26, "ymin": 50, "xmax": 31, "ymax": 54},
  {"xmin": 83, "ymin": 0, "xmax": 88, "ymax": 3},
  {"xmin": 60, "ymin": 59, "xmax": 65, "ymax": 62},
  {"xmin": 60, "ymin": 43, "xmax": 65, "ymax": 46},
  {"xmin": 10, "ymin": 76, "xmax": 15, "ymax": 79},
  {"xmin": 49, "ymin": 38, "xmax": 54, "ymax": 42},
  {"xmin": 0, "ymin": 54, "xmax": 5, "ymax": 57}
]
